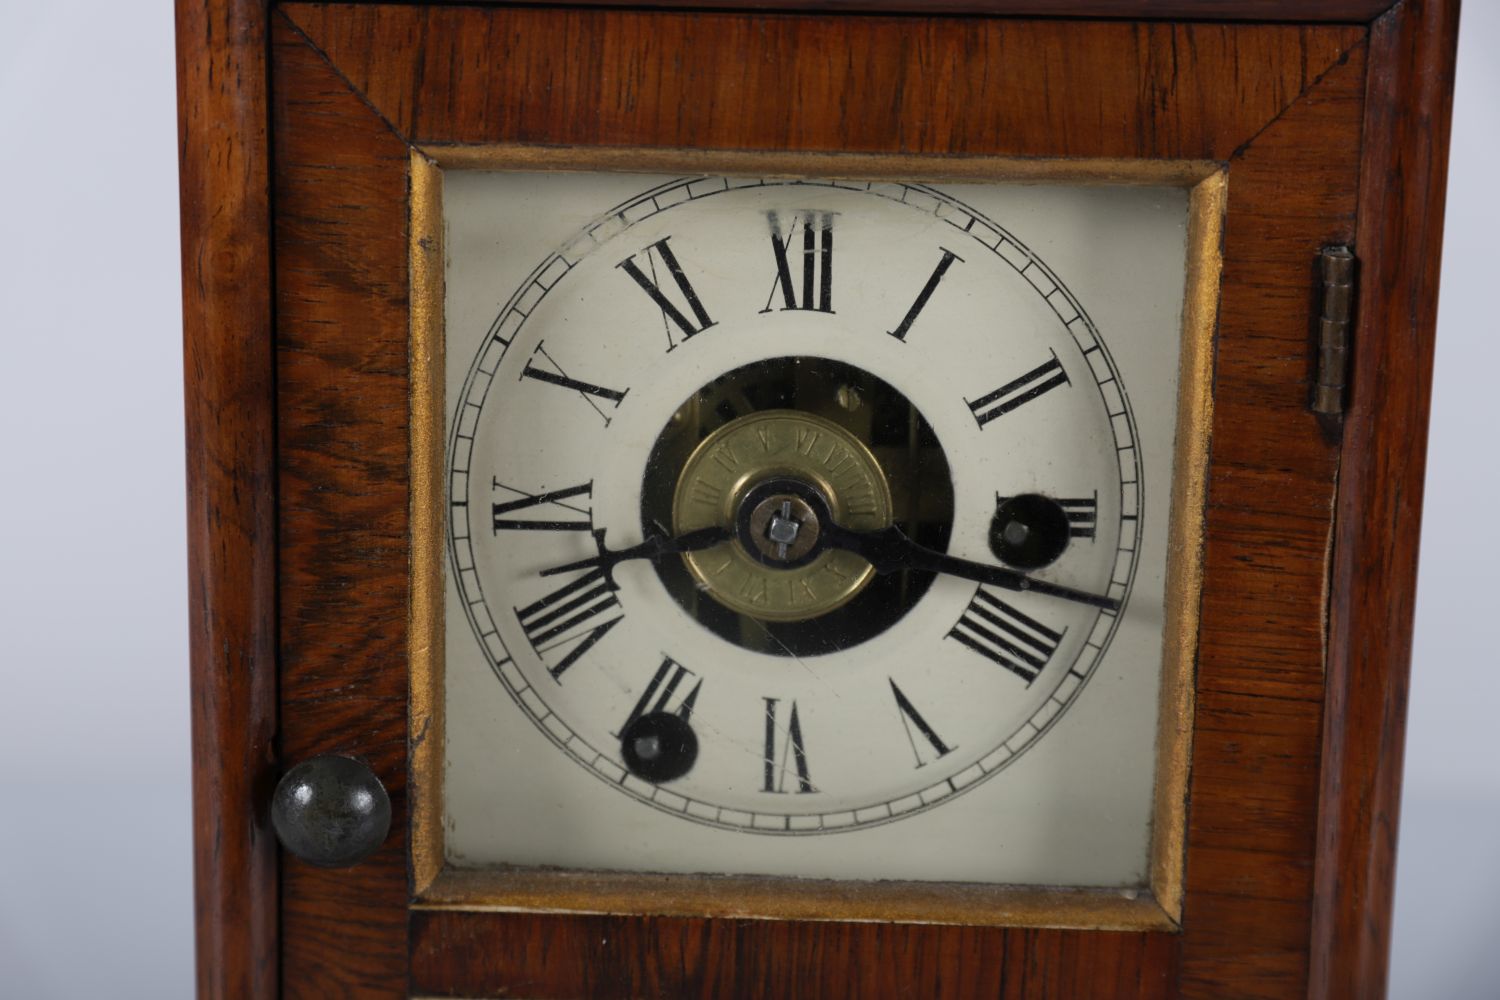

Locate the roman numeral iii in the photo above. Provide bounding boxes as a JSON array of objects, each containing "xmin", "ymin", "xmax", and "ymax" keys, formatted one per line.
[
  {"xmin": 618, "ymin": 237, "xmax": 716, "ymax": 348},
  {"xmin": 762, "ymin": 211, "xmax": 834, "ymax": 314},
  {"xmin": 966, "ymin": 353, "xmax": 1070, "ymax": 426},
  {"xmin": 947, "ymin": 587, "xmax": 1064, "ymax": 683},
  {"xmin": 515, "ymin": 568, "xmax": 623, "ymax": 680},
  {"xmin": 491, "ymin": 481, "xmax": 593, "ymax": 533},
  {"xmin": 762, "ymin": 697, "xmax": 815, "ymax": 794}
]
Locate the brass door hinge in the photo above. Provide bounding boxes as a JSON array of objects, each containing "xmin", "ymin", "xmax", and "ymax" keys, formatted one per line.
[{"xmin": 1312, "ymin": 246, "xmax": 1355, "ymax": 422}]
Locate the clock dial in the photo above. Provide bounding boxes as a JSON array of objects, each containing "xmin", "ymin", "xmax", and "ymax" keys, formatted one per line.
[
  {"xmin": 449, "ymin": 176, "xmax": 1142, "ymax": 834},
  {"xmin": 441, "ymin": 169, "xmax": 1191, "ymax": 887}
]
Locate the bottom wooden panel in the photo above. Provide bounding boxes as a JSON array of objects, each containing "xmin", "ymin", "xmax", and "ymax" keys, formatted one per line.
[{"xmin": 410, "ymin": 911, "xmax": 1177, "ymax": 999}]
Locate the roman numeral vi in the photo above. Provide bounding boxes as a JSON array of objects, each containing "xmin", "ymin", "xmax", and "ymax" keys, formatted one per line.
[{"xmin": 762, "ymin": 697, "xmax": 815, "ymax": 794}]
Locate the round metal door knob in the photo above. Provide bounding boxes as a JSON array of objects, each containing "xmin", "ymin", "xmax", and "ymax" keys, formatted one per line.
[{"xmin": 271, "ymin": 755, "xmax": 391, "ymax": 868}]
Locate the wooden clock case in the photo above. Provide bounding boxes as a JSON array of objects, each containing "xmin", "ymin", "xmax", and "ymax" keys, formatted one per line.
[{"xmin": 177, "ymin": 1, "xmax": 1459, "ymax": 996}]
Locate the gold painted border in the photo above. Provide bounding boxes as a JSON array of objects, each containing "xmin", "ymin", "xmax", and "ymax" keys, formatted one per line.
[
  {"xmin": 406, "ymin": 144, "xmax": 1223, "ymax": 931},
  {"xmin": 409, "ymin": 148, "xmax": 446, "ymax": 897}
]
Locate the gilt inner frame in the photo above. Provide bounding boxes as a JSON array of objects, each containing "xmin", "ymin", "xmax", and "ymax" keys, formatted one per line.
[{"xmin": 406, "ymin": 145, "xmax": 1224, "ymax": 932}]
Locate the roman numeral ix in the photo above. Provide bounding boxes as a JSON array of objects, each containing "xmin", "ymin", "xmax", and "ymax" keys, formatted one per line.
[
  {"xmin": 890, "ymin": 679, "xmax": 954, "ymax": 768},
  {"xmin": 966, "ymin": 352, "xmax": 1070, "ymax": 427},
  {"xmin": 762, "ymin": 211, "xmax": 834, "ymax": 314},
  {"xmin": 618, "ymin": 237, "xmax": 716, "ymax": 349},
  {"xmin": 515, "ymin": 567, "xmax": 623, "ymax": 680},
  {"xmin": 947, "ymin": 587, "xmax": 1064, "ymax": 684},
  {"xmin": 762, "ymin": 697, "xmax": 815, "ymax": 794},
  {"xmin": 491, "ymin": 480, "xmax": 593, "ymax": 533}
]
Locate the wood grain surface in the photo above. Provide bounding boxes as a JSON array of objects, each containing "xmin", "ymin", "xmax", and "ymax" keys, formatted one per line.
[
  {"xmin": 312, "ymin": 0, "xmax": 1400, "ymax": 23},
  {"xmin": 1311, "ymin": 2, "xmax": 1462, "ymax": 998},
  {"xmin": 176, "ymin": 1, "xmax": 278, "ymax": 997},
  {"xmin": 271, "ymin": 10, "xmax": 413, "ymax": 997},
  {"xmin": 162, "ymin": 0, "xmax": 1451, "ymax": 996}
]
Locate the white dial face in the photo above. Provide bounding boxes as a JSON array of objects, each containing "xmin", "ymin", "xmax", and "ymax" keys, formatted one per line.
[{"xmin": 444, "ymin": 170, "xmax": 1189, "ymax": 885}]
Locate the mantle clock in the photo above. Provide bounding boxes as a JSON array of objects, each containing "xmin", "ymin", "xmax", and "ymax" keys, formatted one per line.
[{"xmin": 177, "ymin": 1, "xmax": 1459, "ymax": 997}]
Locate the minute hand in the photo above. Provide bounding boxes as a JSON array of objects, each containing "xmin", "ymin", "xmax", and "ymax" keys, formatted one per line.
[{"xmin": 820, "ymin": 522, "xmax": 1121, "ymax": 612}]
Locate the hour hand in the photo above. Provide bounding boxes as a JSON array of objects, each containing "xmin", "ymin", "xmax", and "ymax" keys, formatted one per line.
[
  {"xmin": 539, "ymin": 524, "xmax": 732, "ymax": 583},
  {"xmin": 819, "ymin": 521, "xmax": 1121, "ymax": 612}
]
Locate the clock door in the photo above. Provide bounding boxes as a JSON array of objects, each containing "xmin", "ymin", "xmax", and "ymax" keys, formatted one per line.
[{"xmin": 179, "ymin": 2, "xmax": 1456, "ymax": 997}]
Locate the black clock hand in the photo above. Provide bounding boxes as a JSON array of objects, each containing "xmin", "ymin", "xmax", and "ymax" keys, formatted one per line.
[
  {"xmin": 539, "ymin": 524, "xmax": 732, "ymax": 585},
  {"xmin": 819, "ymin": 520, "xmax": 1122, "ymax": 612}
]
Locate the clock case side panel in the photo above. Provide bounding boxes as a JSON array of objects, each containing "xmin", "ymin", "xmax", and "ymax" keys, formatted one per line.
[
  {"xmin": 270, "ymin": 11, "xmax": 415, "ymax": 996},
  {"xmin": 176, "ymin": 1, "xmax": 278, "ymax": 997},
  {"xmin": 1312, "ymin": 1, "xmax": 1462, "ymax": 997}
]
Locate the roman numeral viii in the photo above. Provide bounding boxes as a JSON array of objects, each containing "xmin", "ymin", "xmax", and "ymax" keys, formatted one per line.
[
  {"xmin": 491, "ymin": 481, "xmax": 592, "ymax": 532},
  {"xmin": 948, "ymin": 587, "xmax": 1064, "ymax": 684},
  {"xmin": 619, "ymin": 657, "xmax": 702, "ymax": 734},
  {"xmin": 515, "ymin": 568, "xmax": 623, "ymax": 680},
  {"xmin": 762, "ymin": 697, "xmax": 815, "ymax": 794},
  {"xmin": 618, "ymin": 237, "xmax": 716, "ymax": 349},
  {"xmin": 890, "ymin": 679, "xmax": 954, "ymax": 767},
  {"xmin": 762, "ymin": 211, "xmax": 834, "ymax": 314},
  {"xmin": 966, "ymin": 352, "xmax": 1070, "ymax": 427}
]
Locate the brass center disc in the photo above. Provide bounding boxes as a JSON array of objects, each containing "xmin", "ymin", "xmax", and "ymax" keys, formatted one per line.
[{"xmin": 672, "ymin": 410, "xmax": 893, "ymax": 622}]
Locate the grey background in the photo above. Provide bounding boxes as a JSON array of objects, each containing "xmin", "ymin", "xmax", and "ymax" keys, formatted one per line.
[{"xmin": 0, "ymin": 3, "xmax": 1492, "ymax": 996}]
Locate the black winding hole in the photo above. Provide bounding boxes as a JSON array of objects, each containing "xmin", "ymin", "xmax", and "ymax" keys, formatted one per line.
[
  {"xmin": 990, "ymin": 494, "xmax": 1073, "ymax": 569},
  {"xmin": 620, "ymin": 711, "xmax": 699, "ymax": 783}
]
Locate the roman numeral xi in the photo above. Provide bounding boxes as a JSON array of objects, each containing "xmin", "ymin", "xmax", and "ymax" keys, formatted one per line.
[{"xmin": 618, "ymin": 237, "xmax": 716, "ymax": 349}]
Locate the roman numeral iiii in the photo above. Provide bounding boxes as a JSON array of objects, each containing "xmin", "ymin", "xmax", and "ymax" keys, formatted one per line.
[{"xmin": 947, "ymin": 587, "xmax": 1063, "ymax": 683}]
